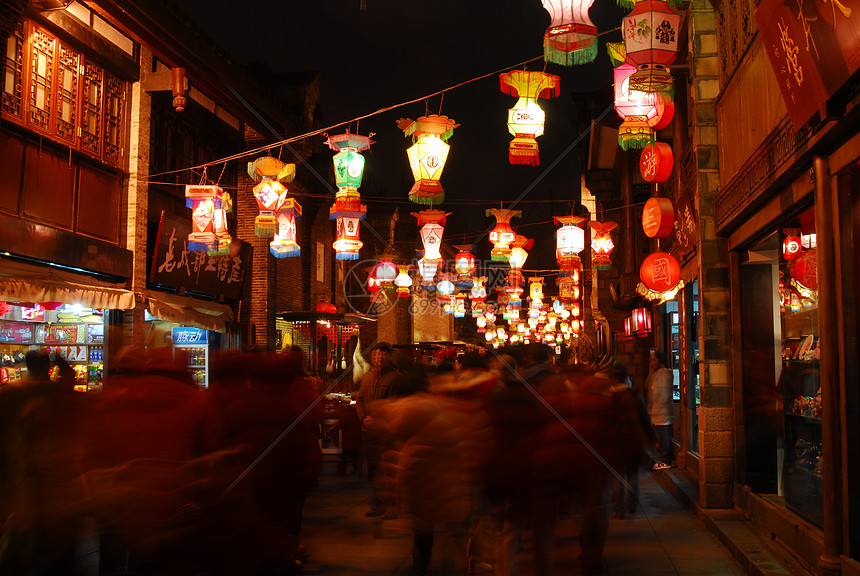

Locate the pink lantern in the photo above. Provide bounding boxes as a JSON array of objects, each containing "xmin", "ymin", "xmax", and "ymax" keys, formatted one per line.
[{"xmin": 541, "ymin": 0, "xmax": 599, "ymax": 66}]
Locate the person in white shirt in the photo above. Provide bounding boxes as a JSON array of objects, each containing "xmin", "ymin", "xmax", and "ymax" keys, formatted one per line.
[{"xmin": 646, "ymin": 350, "xmax": 674, "ymax": 470}]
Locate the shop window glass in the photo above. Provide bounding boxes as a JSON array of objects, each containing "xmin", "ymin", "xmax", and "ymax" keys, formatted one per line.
[
  {"xmin": 739, "ymin": 203, "xmax": 821, "ymax": 526},
  {"xmin": 687, "ymin": 279, "xmax": 700, "ymax": 453}
]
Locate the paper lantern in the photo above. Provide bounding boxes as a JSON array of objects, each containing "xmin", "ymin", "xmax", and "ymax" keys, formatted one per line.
[
  {"xmin": 623, "ymin": 0, "xmax": 681, "ymax": 96},
  {"xmin": 185, "ymin": 185, "xmax": 231, "ymax": 254},
  {"xmin": 437, "ymin": 277, "xmax": 456, "ymax": 296},
  {"xmin": 397, "ymin": 115, "xmax": 458, "ymax": 205},
  {"xmin": 486, "ymin": 208, "xmax": 522, "ymax": 261},
  {"xmin": 640, "ymin": 251, "xmax": 681, "ymax": 292},
  {"xmin": 541, "ymin": 0, "xmax": 599, "ymax": 65},
  {"xmin": 783, "ymin": 233, "xmax": 802, "ymax": 260},
  {"xmin": 248, "ymin": 157, "xmax": 296, "ymax": 238},
  {"xmin": 642, "ymin": 197, "xmax": 675, "ymax": 238},
  {"xmin": 508, "ymin": 234, "xmax": 533, "ymax": 273},
  {"xmin": 417, "ymin": 257, "xmax": 440, "ymax": 286},
  {"xmin": 499, "ymin": 70, "xmax": 560, "ymax": 166},
  {"xmin": 454, "ymin": 245, "xmax": 476, "ymax": 277},
  {"xmin": 614, "ymin": 62, "xmax": 658, "ymax": 150},
  {"xmin": 589, "ymin": 221, "xmax": 617, "ymax": 270},
  {"xmin": 471, "ymin": 276, "xmax": 488, "ymax": 302},
  {"xmin": 269, "ymin": 198, "xmax": 302, "ymax": 258},
  {"xmin": 640, "ymin": 142, "xmax": 673, "ymax": 182},
  {"xmin": 792, "ymin": 249, "xmax": 818, "ymax": 290},
  {"xmin": 629, "ymin": 307, "xmax": 652, "ymax": 337},
  {"xmin": 413, "ymin": 209, "xmax": 451, "ymax": 261},
  {"xmin": 326, "ymin": 131, "xmax": 373, "ymax": 260},
  {"xmin": 395, "ymin": 265, "xmax": 413, "ymax": 298},
  {"xmin": 554, "ymin": 215, "xmax": 587, "ymax": 274},
  {"xmin": 454, "ymin": 292, "xmax": 468, "ymax": 317}
]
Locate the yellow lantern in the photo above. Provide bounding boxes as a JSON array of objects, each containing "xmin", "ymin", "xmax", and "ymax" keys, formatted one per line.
[
  {"xmin": 395, "ymin": 265, "xmax": 413, "ymax": 298},
  {"xmin": 248, "ymin": 157, "xmax": 296, "ymax": 238},
  {"xmin": 499, "ymin": 70, "xmax": 560, "ymax": 166},
  {"xmin": 397, "ymin": 114, "xmax": 458, "ymax": 206}
]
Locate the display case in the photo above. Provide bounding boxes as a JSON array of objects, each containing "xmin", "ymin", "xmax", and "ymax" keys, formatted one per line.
[
  {"xmin": 171, "ymin": 327, "xmax": 209, "ymax": 387},
  {"xmin": 779, "ymin": 272, "xmax": 822, "ymax": 526}
]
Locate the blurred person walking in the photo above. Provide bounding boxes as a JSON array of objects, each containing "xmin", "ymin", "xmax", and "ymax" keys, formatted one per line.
[
  {"xmin": 355, "ymin": 342, "xmax": 403, "ymax": 517},
  {"xmin": 647, "ymin": 350, "xmax": 675, "ymax": 470}
]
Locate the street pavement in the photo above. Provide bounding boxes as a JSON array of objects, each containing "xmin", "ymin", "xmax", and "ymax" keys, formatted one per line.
[{"xmin": 296, "ymin": 460, "xmax": 804, "ymax": 575}]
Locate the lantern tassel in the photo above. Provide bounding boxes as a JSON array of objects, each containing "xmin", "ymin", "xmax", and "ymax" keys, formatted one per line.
[
  {"xmin": 509, "ymin": 148, "xmax": 540, "ymax": 166},
  {"xmin": 336, "ymin": 252, "xmax": 361, "ymax": 261},
  {"xmin": 543, "ymin": 40, "xmax": 598, "ymax": 67}
]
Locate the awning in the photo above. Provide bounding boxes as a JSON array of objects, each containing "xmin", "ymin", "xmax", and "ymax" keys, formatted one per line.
[
  {"xmin": 145, "ymin": 290, "xmax": 234, "ymax": 333},
  {"xmin": 0, "ymin": 258, "xmax": 135, "ymax": 310}
]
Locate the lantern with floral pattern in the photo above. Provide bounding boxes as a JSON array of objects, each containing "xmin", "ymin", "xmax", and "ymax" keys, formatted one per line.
[
  {"xmin": 248, "ymin": 156, "xmax": 296, "ymax": 238},
  {"xmin": 622, "ymin": 0, "xmax": 680, "ymax": 96},
  {"xmin": 326, "ymin": 131, "xmax": 373, "ymax": 260}
]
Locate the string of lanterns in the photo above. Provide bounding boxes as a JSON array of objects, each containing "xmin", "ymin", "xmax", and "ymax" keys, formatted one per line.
[{"xmin": 180, "ymin": 0, "xmax": 688, "ymax": 348}]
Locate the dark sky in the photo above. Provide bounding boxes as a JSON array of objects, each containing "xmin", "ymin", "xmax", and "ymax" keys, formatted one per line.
[{"xmin": 172, "ymin": 0, "xmax": 627, "ymax": 268}]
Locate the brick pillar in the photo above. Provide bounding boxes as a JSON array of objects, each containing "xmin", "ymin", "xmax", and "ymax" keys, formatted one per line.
[
  {"xmin": 124, "ymin": 46, "xmax": 152, "ymax": 347},
  {"xmin": 689, "ymin": 0, "xmax": 734, "ymax": 508},
  {"xmin": 237, "ymin": 130, "xmax": 276, "ymax": 350}
]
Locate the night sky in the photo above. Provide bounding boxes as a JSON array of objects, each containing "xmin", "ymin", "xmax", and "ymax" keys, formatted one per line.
[{"xmin": 171, "ymin": 0, "xmax": 628, "ymax": 269}]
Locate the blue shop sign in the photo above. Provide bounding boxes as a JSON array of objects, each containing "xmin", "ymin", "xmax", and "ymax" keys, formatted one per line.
[{"xmin": 171, "ymin": 327, "xmax": 208, "ymax": 345}]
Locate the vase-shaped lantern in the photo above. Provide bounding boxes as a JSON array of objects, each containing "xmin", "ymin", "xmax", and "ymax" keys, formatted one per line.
[
  {"xmin": 554, "ymin": 215, "xmax": 587, "ymax": 272},
  {"xmin": 589, "ymin": 221, "xmax": 617, "ymax": 270},
  {"xmin": 486, "ymin": 208, "xmax": 522, "ymax": 261},
  {"xmin": 326, "ymin": 131, "xmax": 373, "ymax": 260},
  {"xmin": 499, "ymin": 70, "xmax": 560, "ymax": 166},
  {"xmin": 506, "ymin": 234, "xmax": 533, "ymax": 305},
  {"xmin": 248, "ymin": 156, "xmax": 297, "ymax": 238},
  {"xmin": 269, "ymin": 198, "xmax": 302, "ymax": 258},
  {"xmin": 397, "ymin": 115, "xmax": 458, "ymax": 206},
  {"xmin": 394, "ymin": 264, "xmax": 413, "ymax": 298},
  {"xmin": 413, "ymin": 209, "xmax": 451, "ymax": 263},
  {"xmin": 454, "ymin": 245, "xmax": 476, "ymax": 287},
  {"xmin": 622, "ymin": 0, "xmax": 680, "ymax": 96},
  {"xmin": 185, "ymin": 184, "xmax": 232, "ymax": 254},
  {"xmin": 541, "ymin": 0, "xmax": 599, "ymax": 66}
]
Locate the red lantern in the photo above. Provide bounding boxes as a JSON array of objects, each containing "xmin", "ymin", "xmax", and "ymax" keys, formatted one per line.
[
  {"xmin": 589, "ymin": 221, "xmax": 617, "ymax": 270},
  {"xmin": 640, "ymin": 142, "xmax": 673, "ymax": 182},
  {"xmin": 792, "ymin": 249, "xmax": 818, "ymax": 290},
  {"xmin": 783, "ymin": 233, "xmax": 802, "ymax": 261},
  {"xmin": 640, "ymin": 251, "xmax": 681, "ymax": 292},
  {"xmin": 622, "ymin": 0, "xmax": 681, "ymax": 96},
  {"xmin": 642, "ymin": 197, "xmax": 675, "ymax": 238},
  {"xmin": 454, "ymin": 245, "xmax": 476, "ymax": 278},
  {"xmin": 486, "ymin": 208, "xmax": 522, "ymax": 261}
]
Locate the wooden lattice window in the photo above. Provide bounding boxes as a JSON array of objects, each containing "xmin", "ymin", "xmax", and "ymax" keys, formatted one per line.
[
  {"xmin": 716, "ymin": 0, "xmax": 758, "ymax": 86},
  {"xmin": 81, "ymin": 63, "xmax": 103, "ymax": 156},
  {"xmin": 103, "ymin": 73, "xmax": 124, "ymax": 164},
  {"xmin": 2, "ymin": 21, "xmax": 24, "ymax": 118},
  {"xmin": 56, "ymin": 43, "xmax": 79, "ymax": 143},
  {"xmin": 1, "ymin": 20, "xmax": 128, "ymax": 168},
  {"xmin": 28, "ymin": 26, "xmax": 55, "ymax": 132}
]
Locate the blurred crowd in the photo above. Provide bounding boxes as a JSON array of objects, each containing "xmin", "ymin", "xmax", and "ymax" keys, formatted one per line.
[
  {"xmin": 355, "ymin": 342, "xmax": 658, "ymax": 576},
  {"xmin": 0, "ymin": 346, "xmax": 322, "ymax": 576},
  {"xmin": 0, "ymin": 341, "xmax": 664, "ymax": 576}
]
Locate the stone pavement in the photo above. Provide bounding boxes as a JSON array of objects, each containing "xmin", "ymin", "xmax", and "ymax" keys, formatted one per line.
[{"xmin": 296, "ymin": 461, "xmax": 811, "ymax": 575}]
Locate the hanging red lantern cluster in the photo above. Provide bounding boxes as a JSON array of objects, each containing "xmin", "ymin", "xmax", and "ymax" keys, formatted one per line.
[
  {"xmin": 541, "ymin": 0, "xmax": 599, "ymax": 65},
  {"xmin": 397, "ymin": 114, "xmax": 458, "ymax": 206},
  {"xmin": 642, "ymin": 197, "xmax": 675, "ymax": 238},
  {"xmin": 326, "ymin": 131, "xmax": 373, "ymax": 260},
  {"xmin": 499, "ymin": 70, "xmax": 560, "ymax": 166}
]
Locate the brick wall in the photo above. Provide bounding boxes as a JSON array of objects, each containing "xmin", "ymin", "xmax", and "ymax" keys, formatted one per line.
[{"xmin": 689, "ymin": 0, "xmax": 734, "ymax": 508}]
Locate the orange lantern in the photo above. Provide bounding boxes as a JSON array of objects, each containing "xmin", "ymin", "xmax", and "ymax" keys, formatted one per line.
[
  {"xmin": 589, "ymin": 221, "xmax": 617, "ymax": 270},
  {"xmin": 397, "ymin": 114, "xmax": 458, "ymax": 206},
  {"xmin": 642, "ymin": 197, "xmax": 675, "ymax": 238},
  {"xmin": 454, "ymin": 245, "xmax": 476, "ymax": 278},
  {"xmin": 640, "ymin": 251, "xmax": 681, "ymax": 292},
  {"xmin": 486, "ymin": 208, "xmax": 522, "ymax": 261},
  {"xmin": 499, "ymin": 70, "xmax": 560, "ymax": 166},
  {"xmin": 541, "ymin": 0, "xmax": 599, "ymax": 65},
  {"xmin": 640, "ymin": 142, "xmax": 673, "ymax": 183}
]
